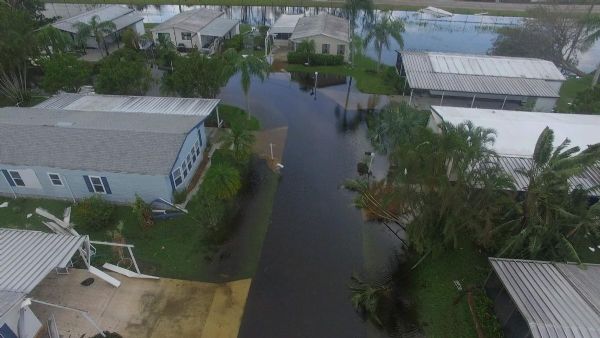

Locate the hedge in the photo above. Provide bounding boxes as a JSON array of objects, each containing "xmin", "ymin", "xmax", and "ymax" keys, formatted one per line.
[{"xmin": 287, "ymin": 51, "xmax": 344, "ymax": 66}]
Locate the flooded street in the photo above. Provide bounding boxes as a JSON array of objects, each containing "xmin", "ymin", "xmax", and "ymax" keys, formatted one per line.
[{"xmin": 219, "ymin": 72, "xmax": 400, "ymax": 337}]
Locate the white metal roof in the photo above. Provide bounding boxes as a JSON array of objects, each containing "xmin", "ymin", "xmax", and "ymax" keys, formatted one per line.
[
  {"xmin": 51, "ymin": 5, "xmax": 142, "ymax": 34},
  {"xmin": 269, "ymin": 14, "xmax": 303, "ymax": 35},
  {"xmin": 290, "ymin": 13, "xmax": 350, "ymax": 43},
  {"xmin": 490, "ymin": 258, "xmax": 600, "ymax": 338},
  {"xmin": 428, "ymin": 53, "xmax": 564, "ymax": 81},
  {"xmin": 401, "ymin": 51, "xmax": 564, "ymax": 98},
  {"xmin": 36, "ymin": 93, "xmax": 220, "ymax": 118},
  {"xmin": 0, "ymin": 229, "xmax": 86, "ymax": 293},
  {"xmin": 198, "ymin": 17, "xmax": 239, "ymax": 37},
  {"xmin": 151, "ymin": 8, "xmax": 223, "ymax": 33},
  {"xmin": 0, "ymin": 291, "xmax": 25, "ymax": 317},
  {"xmin": 419, "ymin": 6, "xmax": 453, "ymax": 17},
  {"xmin": 430, "ymin": 106, "xmax": 600, "ymax": 157}
]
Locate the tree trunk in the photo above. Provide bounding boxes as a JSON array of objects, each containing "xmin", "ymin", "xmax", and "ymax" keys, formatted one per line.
[
  {"xmin": 245, "ymin": 92, "xmax": 252, "ymax": 120},
  {"xmin": 376, "ymin": 46, "xmax": 382, "ymax": 73}
]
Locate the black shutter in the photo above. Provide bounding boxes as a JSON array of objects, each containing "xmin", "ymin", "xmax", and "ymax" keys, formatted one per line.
[
  {"xmin": 101, "ymin": 177, "xmax": 112, "ymax": 194},
  {"xmin": 83, "ymin": 175, "xmax": 93, "ymax": 192},
  {"xmin": 2, "ymin": 170, "xmax": 15, "ymax": 186}
]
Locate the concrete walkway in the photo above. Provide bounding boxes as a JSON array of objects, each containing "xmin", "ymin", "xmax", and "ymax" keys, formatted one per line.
[{"xmin": 29, "ymin": 269, "xmax": 251, "ymax": 338}]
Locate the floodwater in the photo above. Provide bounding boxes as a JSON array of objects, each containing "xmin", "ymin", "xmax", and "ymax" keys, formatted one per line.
[
  {"xmin": 218, "ymin": 72, "xmax": 400, "ymax": 337},
  {"xmin": 44, "ymin": 3, "xmax": 600, "ymax": 72}
]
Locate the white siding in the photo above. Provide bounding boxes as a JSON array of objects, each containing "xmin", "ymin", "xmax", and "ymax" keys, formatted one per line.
[{"xmin": 292, "ymin": 34, "xmax": 349, "ymax": 62}]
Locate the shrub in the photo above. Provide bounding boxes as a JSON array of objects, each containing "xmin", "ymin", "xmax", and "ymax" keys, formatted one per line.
[
  {"xmin": 73, "ymin": 195, "xmax": 115, "ymax": 231},
  {"xmin": 287, "ymin": 51, "xmax": 344, "ymax": 66},
  {"xmin": 92, "ymin": 332, "xmax": 122, "ymax": 338},
  {"xmin": 223, "ymin": 34, "xmax": 244, "ymax": 51},
  {"xmin": 173, "ymin": 189, "xmax": 187, "ymax": 204},
  {"xmin": 132, "ymin": 194, "xmax": 154, "ymax": 229}
]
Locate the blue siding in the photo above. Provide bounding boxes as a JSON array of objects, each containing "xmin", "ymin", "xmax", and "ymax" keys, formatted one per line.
[
  {"xmin": 169, "ymin": 123, "xmax": 207, "ymax": 191},
  {"xmin": 0, "ymin": 164, "xmax": 173, "ymax": 203}
]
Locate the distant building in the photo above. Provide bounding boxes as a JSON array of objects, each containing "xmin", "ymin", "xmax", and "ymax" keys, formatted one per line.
[
  {"xmin": 397, "ymin": 51, "xmax": 565, "ymax": 112},
  {"xmin": 151, "ymin": 9, "xmax": 239, "ymax": 54},
  {"xmin": 428, "ymin": 106, "xmax": 600, "ymax": 195},
  {"xmin": 268, "ymin": 14, "xmax": 303, "ymax": 46},
  {"xmin": 290, "ymin": 13, "xmax": 350, "ymax": 62},
  {"xmin": 486, "ymin": 258, "xmax": 600, "ymax": 338},
  {"xmin": 0, "ymin": 94, "xmax": 220, "ymax": 203},
  {"xmin": 52, "ymin": 5, "xmax": 144, "ymax": 49}
]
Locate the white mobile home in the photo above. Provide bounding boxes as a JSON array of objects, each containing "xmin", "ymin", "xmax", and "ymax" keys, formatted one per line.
[
  {"xmin": 290, "ymin": 13, "xmax": 350, "ymax": 62},
  {"xmin": 151, "ymin": 8, "xmax": 239, "ymax": 54},
  {"xmin": 0, "ymin": 94, "xmax": 220, "ymax": 203},
  {"xmin": 428, "ymin": 106, "xmax": 600, "ymax": 193},
  {"xmin": 398, "ymin": 52, "xmax": 566, "ymax": 112},
  {"xmin": 51, "ymin": 5, "xmax": 145, "ymax": 49}
]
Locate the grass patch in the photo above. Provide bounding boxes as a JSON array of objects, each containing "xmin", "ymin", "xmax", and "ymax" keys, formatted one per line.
[
  {"xmin": 286, "ymin": 54, "xmax": 400, "ymax": 95},
  {"xmin": 556, "ymin": 75, "xmax": 592, "ymax": 112},
  {"xmin": 409, "ymin": 243, "xmax": 501, "ymax": 338},
  {"xmin": 206, "ymin": 104, "xmax": 261, "ymax": 130}
]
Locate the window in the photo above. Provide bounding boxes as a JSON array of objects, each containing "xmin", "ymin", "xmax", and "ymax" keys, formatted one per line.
[
  {"xmin": 182, "ymin": 165, "xmax": 188, "ymax": 178},
  {"xmin": 321, "ymin": 43, "xmax": 330, "ymax": 54},
  {"xmin": 8, "ymin": 170, "xmax": 25, "ymax": 186},
  {"xmin": 48, "ymin": 173, "xmax": 63, "ymax": 186},
  {"xmin": 187, "ymin": 154, "xmax": 192, "ymax": 170},
  {"xmin": 89, "ymin": 176, "xmax": 106, "ymax": 194},
  {"xmin": 181, "ymin": 32, "xmax": 192, "ymax": 40},
  {"xmin": 172, "ymin": 168, "xmax": 182, "ymax": 187},
  {"xmin": 157, "ymin": 33, "xmax": 171, "ymax": 42},
  {"xmin": 192, "ymin": 146, "xmax": 197, "ymax": 162},
  {"xmin": 337, "ymin": 44, "xmax": 345, "ymax": 56},
  {"xmin": 195, "ymin": 140, "xmax": 201, "ymax": 156}
]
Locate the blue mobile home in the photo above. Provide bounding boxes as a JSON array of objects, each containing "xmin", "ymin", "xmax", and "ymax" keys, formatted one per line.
[{"xmin": 0, "ymin": 94, "xmax": 220, "ymax": 203}]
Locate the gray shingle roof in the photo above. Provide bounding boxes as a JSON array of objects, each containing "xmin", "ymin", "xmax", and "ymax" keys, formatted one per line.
[
  {"xmin": 269, "ymin": 14, "xmax": 303, "ymax": 35},
  {"xmin": 51, "ymin": 5, "xmax": 142, "ymax": 34},
  {"xmin": 0, "ymin": 104, "xmax": 208, "ymax": 175},
  {"xmin": 151, "ymin": 8, "xmax": 223, "ymax": 33},
  {"xmin": 489, "ymin": 258, "xmax": 600, "ymax": 338},
  {"xmin": 290, "ymin": 13, "xmax": 350, "ymax": 43},
  {"xmin": 0, "ymin": 229, "xmax": 86, "ymax": 293},
  {"xmin": 198, "ymin": 17, "xmax": 239, "ymax": 37},
  {"xmin": 401, "ymin": 51, "xmax": 564, "ymax": 98}
]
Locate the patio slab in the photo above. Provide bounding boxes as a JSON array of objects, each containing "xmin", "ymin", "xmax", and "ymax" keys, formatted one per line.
[{"xmin": 29, "ymin": 269, "xmax": 251, "ymax": 337}]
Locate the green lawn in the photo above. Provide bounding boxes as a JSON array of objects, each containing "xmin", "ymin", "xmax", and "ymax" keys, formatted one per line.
[
  {"xmin": 556, "ymin": 75, "xmax": 592, "ymax": 112},
  {"xmin": 410, "ymin": 243, "xmax": 502, "ymax": 338},
  {"xmin": 286, "ymin": 55, "xmax": 400, "ymax": 95}
]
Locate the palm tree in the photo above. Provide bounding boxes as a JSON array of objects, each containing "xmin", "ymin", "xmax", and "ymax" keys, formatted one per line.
[
  {"xmin": 343, "ymin": 0, "xmax": 374, "ymax": 63},
  {"xmin": 203, "ymin": 164, "xmax": 241, "ymax": 200},
  {"xmin": 36, "ymin": 25, "xmax": 72, "ymax": 55},
  {"xmin": 223, "ymin": 49, "xmax": 270, "ymax": 119},
  {"xmin": 497, "ymin": 127, "xmax": 600, "ymax": 262},
  {"xmin": 363, "ymin": 12, "xmax": 405, "ymax": 72},
  {"xmin": 73, "ymin": 15, "xmax": 116, "ymax": 56},
  {"xmin": 221, "ymin": 124, "xmax": 256, "ymax": 161}
]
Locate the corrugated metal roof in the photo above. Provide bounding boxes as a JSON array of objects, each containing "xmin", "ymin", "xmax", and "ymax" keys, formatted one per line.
[
  {"xmin": 0, "ymin": 290, "xmax": 25, "ymax": 317},
  {"xmin": 489, "ymin": 258, "xmax": 600, "ymax": 338},
  {"xmin": 402, "ymin": 51, "xmax": 563, "ymax": 97},
  {"xmin": 51, "ymin": 5, "xmax": 142, "ymax": 34},
  {"xmin": 269, "ymin": 14, "xmax": 303, "ymax": 35},
  {"xmin": 198, "ymin": 17, "xmax": 239, "ymax": 37},
  {"xmin": 290, "ymin": 13, "xmax": 350, "ymax": 43},
  {"xmin": 428, "ymin": 53, "xmax": 564, "ymax": 81},
  {"xmin": 494, "ymin": 156, "xmax": 600, "ymax": 194},
  {"xmin": 36, "ymin": 93, "xmax": 220, "ymax": 118},
  {"xmin": 151, "ymin": 8, "xmax": 223, "ymax": 33},
  {"xmin": 0, "ymin": 107, "xmax": 190, "ymax": 175},
  {"xmin": 0, "ymin": 229, "xmax": 86, "ymax": 293},
  {"xmin": 431, "ymin": 106, "xmax": 600, "ymax": 157}
]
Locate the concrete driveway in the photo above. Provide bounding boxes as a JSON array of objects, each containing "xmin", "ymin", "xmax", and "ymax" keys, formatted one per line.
[{"xmin": 29, "ymin": 269, "xmax": 251, "ymax": 338}]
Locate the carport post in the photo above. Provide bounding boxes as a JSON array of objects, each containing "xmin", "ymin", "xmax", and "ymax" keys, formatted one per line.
[
  {"xmin": 501, "ymin": 95, "xmax": 507, "ymax": 109},
  {"xmin": 62, "ymin": 174, "xmax": 76, "ymax": 203},
  {"xmin": 216, "ymin": 106, "xmax": 222, "ymax": 128},
  {"xmin": 409, "ymin": 89, "xmax": 414, "ymax": 105},
  {"xmin": 471, "ymin": 94, "xmax": 476, "ymax": 108},
  {"xmin": 440, "ymin": 91, "xmax": 445, "ymax": 106},
  {"xmin": 402, "ymin": 76, "xmax": 408, "ymax": 96}
]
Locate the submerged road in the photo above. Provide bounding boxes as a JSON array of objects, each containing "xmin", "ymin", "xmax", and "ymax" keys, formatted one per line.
[{"xmin": 219, "ymin": 73, "xmax": 392, "ymax": 337}]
